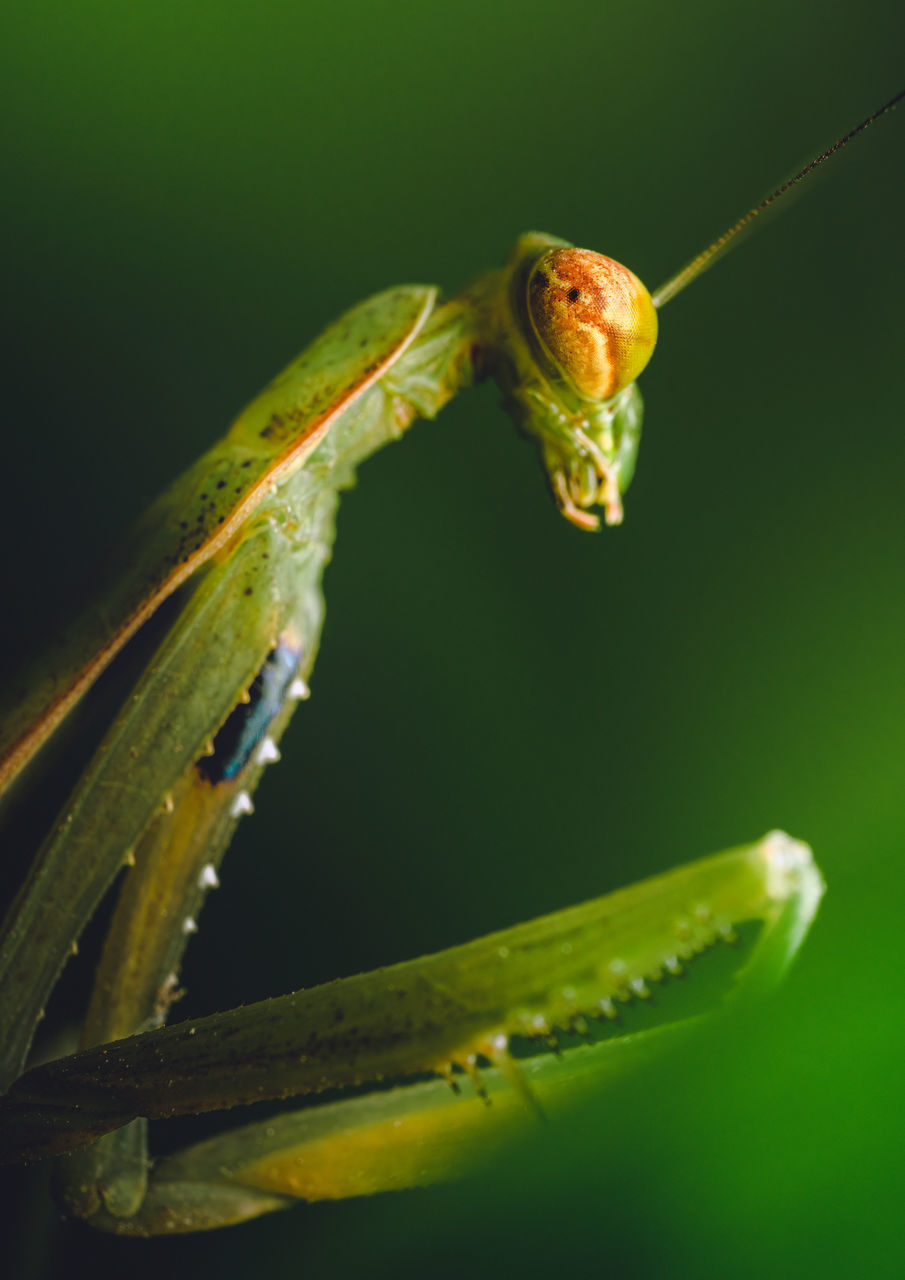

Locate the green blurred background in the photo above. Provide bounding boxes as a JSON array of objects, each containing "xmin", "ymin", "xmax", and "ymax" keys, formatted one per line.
[{"xmin": 3, "ymin": 0, "xmax": 905, "ymax": 1275}]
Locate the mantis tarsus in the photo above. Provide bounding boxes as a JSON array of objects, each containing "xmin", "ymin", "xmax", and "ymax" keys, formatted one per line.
[{"xmin": 0, "ymin": 90, "xmax": 900, "ymax": 1236}]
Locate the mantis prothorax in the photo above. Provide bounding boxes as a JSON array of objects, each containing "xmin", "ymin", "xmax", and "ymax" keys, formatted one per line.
[{"xmin": 0, "ymin": 89, "xmax": 900, "ymax": 1236}]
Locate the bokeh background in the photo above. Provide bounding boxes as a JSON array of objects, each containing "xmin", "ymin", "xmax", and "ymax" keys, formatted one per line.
[{"xmin": 3, "ymin": 1, "xmax": 905, "ymax": 1275}]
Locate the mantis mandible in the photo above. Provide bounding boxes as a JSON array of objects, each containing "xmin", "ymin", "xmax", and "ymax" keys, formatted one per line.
[{"xmin": 0, "ymin": 91, "xmax": 900, "ymax": 1236}]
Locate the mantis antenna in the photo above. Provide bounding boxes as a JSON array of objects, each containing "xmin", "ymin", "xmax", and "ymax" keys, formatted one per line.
[{"xmin": 651, "ymin": 87, "xmax": 905, "ymax": 309}]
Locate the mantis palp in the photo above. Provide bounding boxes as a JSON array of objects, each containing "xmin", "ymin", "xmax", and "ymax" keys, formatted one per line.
[{"xmin": 0, "ymin": 90, "xmax": 900, "ymax": 1236}]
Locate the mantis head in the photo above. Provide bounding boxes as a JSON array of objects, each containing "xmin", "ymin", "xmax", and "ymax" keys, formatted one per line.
[
  {"xmin": 504, "ymin": 89, "xmax": 905, "ymax": 529},
  {"xmin": 502, "ymin": 233, "xmax": 657, "ymax": 529}
]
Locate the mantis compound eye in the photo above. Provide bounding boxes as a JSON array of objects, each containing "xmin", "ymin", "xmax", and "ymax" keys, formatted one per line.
[{"xmin": 526, "ymin": 248, "xmax": 658, "ymax": 400}]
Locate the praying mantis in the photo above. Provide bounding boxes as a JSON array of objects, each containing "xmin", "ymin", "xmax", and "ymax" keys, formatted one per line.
[{"xmin": 0, "ymin": 91, "xmax": 900, "ymax": 1237}]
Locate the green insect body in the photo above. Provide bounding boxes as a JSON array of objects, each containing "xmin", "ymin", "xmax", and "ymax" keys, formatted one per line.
[
  {"xmin": 7, "ymin": 76, "xmax": 895, "ymax": 1230},
  {"xmin": 0, "ymin": 221, "xmax": 725, "ymax": 1233},
  {"xmin": 0, "ymin": 234, "xmax": 650, "ymax": 1095},
  {"xmin": 0, "ymin": 227, "xmax": 669, "ymax": 1229}
]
